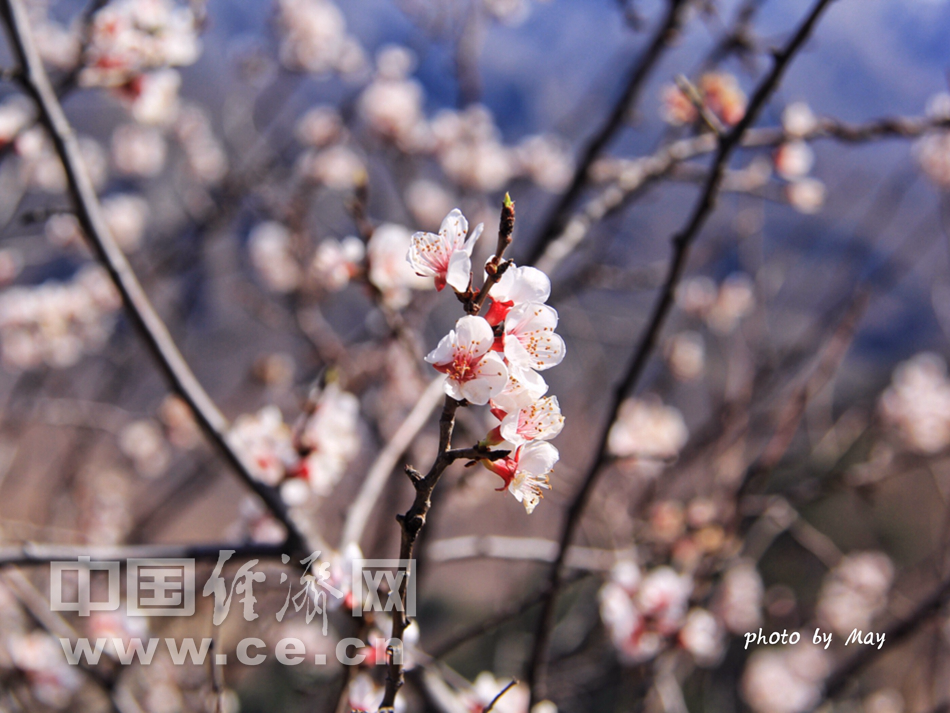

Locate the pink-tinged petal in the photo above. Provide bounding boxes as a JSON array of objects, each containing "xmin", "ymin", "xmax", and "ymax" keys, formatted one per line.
[
  {"xmin": 504, "ymin": 303, "xmax": 566, "ymax": 371},
  {"xmin": 461, "ymin": 352, "xmax": 508, "ymax": 405},
  {"xmin": 500, "ymin": 395, "xmax": 565, "ymax": 445},
  {"xmin": 442, "ymin": 376, "xmax": 465, "ymax": 401},
  {"xmin": 454, "ymin": 315, "xmax": 494, "ymax": 358},
  {"xmin": 445, "ymin": 249, "xmax": 472, "ymax": 292},
  {"xmin": 424, "ymin": 331, "xmax": 456, "ymax": 367},
  {"xmin": 439, "ymin": 208, "xmax": 468, "ymax": 249},
  {"xmin": 492, "ymin": 264, "xmax": 551, "ymax": 305},
  {"xmin": 407, "ymin": 230, "xmax": 449, "ymax": 278}
]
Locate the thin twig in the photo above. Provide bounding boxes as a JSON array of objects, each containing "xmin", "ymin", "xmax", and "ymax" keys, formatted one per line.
[
  {"xmin": 0, "ymin": 0, "xmax": 309, "ymax": 557},
  {"xmin": 527, "ymin": 0, "xmax": 690, "ymax": 265},
  {"xmin": 525, "ymin": 0, "xmax": 840, "ymax": 702},
  {"xmin": 0, "ymin": 541, "xmax": 286, "ymax": 567}
]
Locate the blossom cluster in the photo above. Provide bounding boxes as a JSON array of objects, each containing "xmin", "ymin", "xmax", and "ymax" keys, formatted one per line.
[
  {"xmin": 598, "ymin": 560, "xmax": 729, "ymax": 666},
  {"xmin": 778, "ymin": 102, "xmax": 826, "ymax": 214},
  {"xmin": 815, "ymin": 551, "xmax": 894, "ymax": 635},
  {"xmin": 356, "ymin": 47, "xmax": 573, "ymax": 194},
  {"xmin": 80, "ymin": 0, "xmax": 201, "ymax": 88},
  {"xmin": 879, "ymin": 351, "xmax": 950, "ymax": 453},
  {"xmin": 227, "ymin": 382, "xmax": 360, "ymax": 504},
  {"xmin": 661, "ymin": 72, "xmax": 747, "ymax": 128},
  {"xmin": 0, "ymin": 266, "xmax": 121, "ymax": 371},
  {"xmin": 409, "ymin": 207, "xmax": 566, "ymax": 513}
]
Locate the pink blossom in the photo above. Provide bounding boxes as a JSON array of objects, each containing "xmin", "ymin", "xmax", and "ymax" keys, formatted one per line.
[
  {"xmin": 426, "ymin": 316, "xmax": 508, "ymax": 404},
  {"xmin": 408, "ymin": 208, "xmax": 483, "ymax": 292},
  {"xmin": 502, "ymin": 303, "xmax": 565, "ymax": 372},
  {"xmin": 484, "ymin": 439, "xmax": 558, "ymax": 513},
  {"xmin": 499, "ymin": 395, "xmax": 564, "ymax": 446}
]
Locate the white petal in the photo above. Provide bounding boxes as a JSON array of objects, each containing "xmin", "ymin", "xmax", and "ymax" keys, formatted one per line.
[
  {"xmin": 504, "ymin": 303, "xmax": 566, "ymax": 371},
  {"xmin": 439, "ymin": 208, "xmax": 468, "ymax": 249},
  {"xmin": 500, "ymin": 395, "xmax": 564, "ymax": 445},
  {"xmin": 517, "ymin": 440, "xmax": 560, "ymax": 476},
  {"xmin": 492, "ymin": 364, "xmax": 548, "ymax": 414},
  {"xmin": 463, "ymin": 222, "xmax": 484, "ymax": 255},
  {"xmin": 493, "ymin": 264, "xmax": 551, "ymax": 305},
  {"xmin": 461, "ymin": 352, "xmax": 508, "ymax": 405},
  {"xmin": 453, "ymin": 315, "xmax": 494, "ymax": 358},
  {"xmin": 424, "ymin": 330, "xmax": 457, "ymax": 366},
  {"xmin": 445, "ymin": 249, "xmax": 472, "ymax": 292}
]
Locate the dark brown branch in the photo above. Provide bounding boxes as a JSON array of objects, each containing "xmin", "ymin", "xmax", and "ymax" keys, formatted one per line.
[
  {"xmin": 0, "ymin": 541, "xmax": 287, "ymax": 567},
  {"xmin": 380, "ymin": 397, "xmax": 461, "ymax": 709},
  {"xmin": 466, "ymin": 193, "xmax": 516, "ymax": 315},
  {"xmin": 0, "ymin": 0, "xmax": 309, "ymax": 558},
  {"xmin": 526, "ymin": 0, "xmax": 690, "ymax": 266},
  {"xmin": 525, "ymin": 0, "xmax": 840, "ymax": 703}
]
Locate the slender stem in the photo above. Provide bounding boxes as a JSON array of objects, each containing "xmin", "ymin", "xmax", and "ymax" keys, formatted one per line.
[
  {"xmin": 525, "ymin": 0, "xmax": 840, "ymax": 703},
  {"xmin": 0, "ymin": 541, "xmax": 286, "ymax": 567},
  {"xmin": 526, "ymin": 0, "xmax": 690, "ymax": 266},
  {"xmin": 0, "ymin": 0, "xmax": 309, "ymax": 557}
]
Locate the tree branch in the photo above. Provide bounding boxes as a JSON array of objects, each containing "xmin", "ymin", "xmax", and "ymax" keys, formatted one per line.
[
  {"xmin": 525, "ymin": 0, "xmax": 840, "ymax": 703},
  {"xmin": 0, "ymin": 0, "xmax": 309, "ymax": 558}
]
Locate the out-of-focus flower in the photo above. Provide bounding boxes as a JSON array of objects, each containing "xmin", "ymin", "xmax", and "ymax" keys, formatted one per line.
[
  {"xmin": 0, "ymin": 265, "xmax": 121, "ymax": 371},
  {"xmin": 359, "ymin": 48, "xmax": 426, "ymax": 148},
  {"xmin": 34, "ymin": 20, "xmax": 82, "ymax": 71},
  {"xmin": 426, "ymin": 315, "xmax": 508, "ymax": 404},
  {"xmin": 367, "ymin": 223, "xmax": 431, "ymax": 308},
  {"xmin": 661, "ymin": 73, "xmax": 746, "ymax": 127},
  {"xmin": 742, "ymin": 644, "xmax": 830, "ymax": 713},
  {"xmin": 816, "ymin": 551, "xmax": 894, "ymax": 635},
  {"xmin": 879, "ymin": 352, "xmax": 950, "ymax": 453},
  {"xmin": 80, "ymin": 0, "xmax": 201, "ymax": 87},
  {"xmin": 347, "ymin": 672, "xmax": 384, "ymax": 713},
  {"xmin": 117, "ymin": 68, "xmax": 181, "ymax": 125},
  {"xmin": 483, "ymin": 439, "xmax": 558, "ymax": 513},
  {"xmin": 408, "ymin": 208, "xmax": 483, "ymax": 292},
  {"xmin": 786, "ymin": 177, "xmax": 826, "ymax": 214},
  {"xmin": 916, "ymin": 131, "xmax": 950, "ymax": 190},
  {"xmin": 515, "ymin": 134, "xmax": 573, "ymax": 192},
  {"xmin": 8, "ymin": 631, "xmax": 82, "ymax": 708},
  {"xmin": 599, "ymin": 563, "xmax": 694, "ymax": 664},
  {"xmin": 782, "ymin": 102, "xmax": 818, "ymax": 138},
  {"xmin": 679, "ymin": 608, "xmax": 725, "ymax": 666},
  {"xmin": 276, "ymin": 0, "xmax": 366, "ymax": 76},
  {"xmin": 227, "ymin": 406, "xmax": 297, "ymax": 486},
  {"xmin": 0, "ymin": 96, "xmax": 31, "ymax": 147},
  {"xmin": 310, "ymin": 236, "xmax": 365, "ymax": 291},
  {"xmin": 102, "ymin": 193, "xmax": 149, "ymax": 252},
  {"xmin": 249, "ymin": 221, "xmax": 301, "ymax": 293},
  {"xmin": 111, "ymin": 123, "xmax": 167, "ymax": 177},
  {"xmin": 300, "ymin": 144, "xmax": 365, "ymax": 190},
  {"xmin": 405, "ymin": 179, "xmax": 454, "ymax": 230},
  {"xmin": 706, "ymin": 273, "xmax": 755, "ymax": 333},
  {"xmin": 253, "ymin": 352, "xmax": 296, "ymax": 391},
  {"xmin": 431, "ymin": 105, "xmax": 514, "ymax": 192},
  {"xmin": 665, "ymin": 331, "xmax": 705, "ymax": 381},
  {"xmin": 175, "ymin": 106, "xmax": 228, "ymax": 185},
  {"xmin": 774, "ymin": 141, "xmax": 815, "ymax": 180},
  {"xmin": 159, "ymin": 394, "xmax": 199, "ymax": 449},
  {"xmin": 716, "ymin": 559, "xmax": 764, "ymax": 633},
  {"xmin": 292, "ymin": 382, "xmax": 361, "ymax": 497},
  {"xmin": 676, "ymin": 276, "xmax": 718, "ymax": 317},
  {"xmin": 295, "ymin": 105, "xmax": 343, "ymax": 147},
  {"xmin": 608, "ymin": 396, "xmax": 688, "ymax": 461},
  {"xmin": 118, "ymin": 419, "xmax": 171, "ymax": 478},
  {"xmin": 864, "ymin": 689, "xmax": 904, "ymax": 713},
  {"xmin": 0, "ymin": 249, "xmax": 22, "ymax": 286}
]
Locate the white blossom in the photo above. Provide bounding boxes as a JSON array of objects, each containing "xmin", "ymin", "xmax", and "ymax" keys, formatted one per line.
[
  {"xmin": 408, "ymin": 208, "xmax": 484, "ymax": 292},
  {"xmin": 426, "ymin": 315, "xmax": 509, "ymax": 405}
]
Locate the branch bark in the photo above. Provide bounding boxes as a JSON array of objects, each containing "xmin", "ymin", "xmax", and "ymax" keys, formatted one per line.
[
  {"xmin": 0, "ymin": 0, "xmax": 309, "ymax": 558},
  {"xmin": 525, "ymin": 0, "xmax": 840, "ymax": 703}
]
